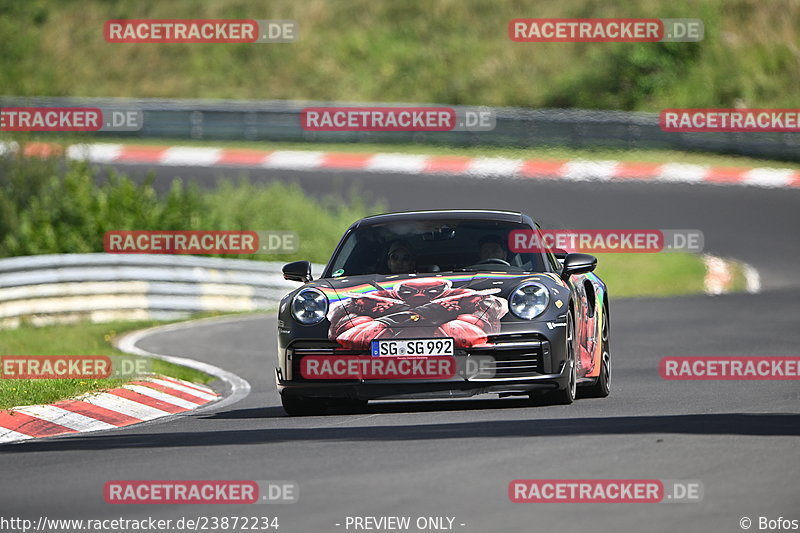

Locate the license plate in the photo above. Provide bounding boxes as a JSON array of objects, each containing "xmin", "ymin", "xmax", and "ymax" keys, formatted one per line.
[{"xmin": 371, "ymin": 338, "xmax": 454, "ymax": 357}]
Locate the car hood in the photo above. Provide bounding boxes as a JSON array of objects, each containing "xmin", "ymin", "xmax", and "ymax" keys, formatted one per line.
[{"xmin": 319, "ymin": 272, "xmax": 564, "ymax": 349}]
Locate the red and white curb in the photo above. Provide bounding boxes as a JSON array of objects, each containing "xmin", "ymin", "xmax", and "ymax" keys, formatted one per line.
[
  {"xmin": 0, "ymin": 376, "xmax": 219, "ymax": 444},
  {"xmin": 703, "ymin": 254, "xmax": 761, "ymax": 295},
  {"xmin": 4, "ymin": 141, "xmax": 800, "ymax": 189},
  {"xmin": 0, "ymin": 314, "xmax": 256, "ymax": 446}
]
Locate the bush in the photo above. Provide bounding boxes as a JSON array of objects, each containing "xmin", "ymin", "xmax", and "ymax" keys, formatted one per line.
[{"xmin": 0, "ymin": 148, "xmax": 382, "ymax": 263}]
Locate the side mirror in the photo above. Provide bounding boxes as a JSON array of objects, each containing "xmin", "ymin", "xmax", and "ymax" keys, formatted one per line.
[
  {"xmin": 283, "ymin": 260, "xmax": 313, "ymax": 283},
  {"xmin": 561, "ymin": 253, "xmax": 596, "ymax": 279}
]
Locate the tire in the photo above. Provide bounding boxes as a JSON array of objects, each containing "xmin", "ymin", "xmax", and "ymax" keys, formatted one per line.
[
  {"xmin": 525, "ymin": 392, "xmax": 551, "ymax": 407},
  {"xmin": 325, "ymin": 398, "xmax": 369, "ymax": 414},
  {"xmin": 281, "ymin": 394, "xmax": 326, "ymax": 416},
  {"xmin": 281, "ymin": 395, "xmax": 367, "ymax": 416},
  {"xmin": 580, "ymin": 303, "xmax": 611, "ymax": 399},
  {"xmin": 550, "ymin": 311, "xmax": 577, "ymax": 405}
]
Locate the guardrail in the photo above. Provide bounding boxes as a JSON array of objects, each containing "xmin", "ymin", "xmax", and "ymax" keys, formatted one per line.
[
  {"xmin": 0, "ymin": 254, "xmax": 324, "ymax": 329},
  {"xmin": 1, "ymin": 97, "xmax": 797, "ymax": 161}
]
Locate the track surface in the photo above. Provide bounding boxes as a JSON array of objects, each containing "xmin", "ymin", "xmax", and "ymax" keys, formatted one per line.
[{"xmin": 2, "ymin": 163, "xmax": 799, "ymax": 533}]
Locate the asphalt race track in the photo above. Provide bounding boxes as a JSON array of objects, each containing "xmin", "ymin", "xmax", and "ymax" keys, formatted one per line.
[{"xmin": 2, "ymin": 163, "xmax": 799, "ymax": 533}]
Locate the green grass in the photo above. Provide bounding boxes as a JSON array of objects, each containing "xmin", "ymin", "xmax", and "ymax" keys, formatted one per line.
[
  {"xmin": 1, "ymin": 1, "xmax": 797, "ymax": 111},
  {"xmin": 0, "ymin": 319, "xmax": 214, "ymax": 411},
  {"xmin": 595, "ymin": 253, "xmax": 706, "ymax": 298}
]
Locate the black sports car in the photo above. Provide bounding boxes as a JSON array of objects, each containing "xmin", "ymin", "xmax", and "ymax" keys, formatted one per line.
[{"xmin": 276, "ymin": 209, "xmax": 610, "ymax": 415}]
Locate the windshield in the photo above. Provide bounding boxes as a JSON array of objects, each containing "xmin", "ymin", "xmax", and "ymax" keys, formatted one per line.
[{"xmin": 325, "ymin": 218, "xmax": 549, "ymax": 277}]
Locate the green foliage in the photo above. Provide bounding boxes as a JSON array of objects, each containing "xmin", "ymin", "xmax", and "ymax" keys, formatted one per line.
[
  {"xmin": 0, "ymin": 0, "xmax": 796, "ymax": 110},
  {"xmin": 0, "ymin": 319, "xmax": 214, "ymax": 410},
  {"xmin": 0, "ymin": 148, "xmax": 382, "ymax": 263},
  {"xmin": 543, "ymin": 42, "xmax": 703, "ymax": 110}
]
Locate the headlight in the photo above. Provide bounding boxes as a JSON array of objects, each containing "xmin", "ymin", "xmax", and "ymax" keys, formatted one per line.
[
  {"xmin": 291, "ymin": 288, "xmax": 328, "ymax": 325},
  {"xmin": 509, "ymin": 282, "xmax": 550, "ymax": 320}
]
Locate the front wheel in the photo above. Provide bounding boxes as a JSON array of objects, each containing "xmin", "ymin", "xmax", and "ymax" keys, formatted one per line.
[
  {"xmin": 281, "ymin": 395, "xmax": 367, "ymax": 416},
  {"xmin": 550, "ymin": 312, "xmax": 577, "ymax": 405},
  {"xmin": 281, "ymin": 394, "xmax": 326, "ymax": 416},
  {"xmin": 326, "ymin": 398, "xmax": 368, "ymax": 414}
]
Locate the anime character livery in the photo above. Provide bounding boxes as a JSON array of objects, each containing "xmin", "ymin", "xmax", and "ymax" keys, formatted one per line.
[
  {"xmin": 328, "ymin": 278, "xmax": 508, "ymax": 350},
  {"xmin": 276, "ymin": 210, "xmax": 611, "ymax": 416}
]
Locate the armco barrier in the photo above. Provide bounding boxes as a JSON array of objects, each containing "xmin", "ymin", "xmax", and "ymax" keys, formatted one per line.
[
  {"xmin": 1, "ymin": 97, "xmax": 797, "ymax": 161},
  {"xmin": 0, "ymin": 254, "xmax": 325, "ymax": 329}
]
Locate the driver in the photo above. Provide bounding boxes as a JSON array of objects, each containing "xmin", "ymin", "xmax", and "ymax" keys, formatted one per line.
[
  {"xmin": 386, "ymin": 240, "xmax": 416, "ymax": 273},
  {"xmin": 478, "ymin": 234, "xmax": 509, "ymax": 263}
]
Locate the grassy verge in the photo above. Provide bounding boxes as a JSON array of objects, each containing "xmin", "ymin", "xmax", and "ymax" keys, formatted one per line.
[
  {"xmin": 0, "ymin": 319, "xmax": 217, "ymax": 411},
  {"xmin": 1, "ymin": 1, "xmax": 797, "ymax": 111},
  {"xmin": 12, "ymin": 134, "xmax": 800, "ymax": 169},
  {"xmin": 595, "ymin": 253, "xmax": 706, "ymax": 298}
]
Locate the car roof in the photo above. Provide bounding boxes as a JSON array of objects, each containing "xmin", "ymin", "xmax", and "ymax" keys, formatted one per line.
[{"xmin": 352, "ymin": 209, "xmax": 528, "ymax": 228}]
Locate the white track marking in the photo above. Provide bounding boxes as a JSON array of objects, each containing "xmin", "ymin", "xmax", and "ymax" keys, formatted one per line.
[
  {"xmin": 66, "ymin": 143, "xmax": 122, "ymax": 163},
  {"xmin": 158, "ymin": 376, "xmax": 217, "ymax": 396},
  {"xmin": 466, "ymin": 157, "xmax": 523, "ymax": 178},
  {"xmin": 0, "ymin": 429, "xmax": 35, "ymax": 444},
  {"xmin": 703, "ymin": 255, "xmax": 734, "ymax": 295},
  {"xmin": 561, "ymin": 160, "xmax": 619, "ymax": 181},
  {"xmin": 365, "ymin": 154, "xmax": 428, "ymax": 173},
  {"xmin": 744, "ymin": 263, "xmax": 762, "ymax": 294},
  {"xmin": 82, "ymin": 392, "xmax": 170, "ymax": 420},
  {"xmin": 116, "ymin": 314, "xmax": 252, "ymax": 413},
  {"xmin": 21, "ymin": 142, "xmax": 800, "ymax": 189},
  {"xmin": 263, "ymin": 150, "xmax": 325, "ymax": 169},
  {"xmin": 146, "ymin": 378, "xmax": 217, "ymax": 401},
  {"xmin": 123, "ymin": 385, "xmax": 198, "ymax": 410},
  {"xmin": 160, "ymin": 147, "xmax": 222, "ymax": 166},
  {"xmin": 0, "ymin": 141, "xmax": 20, "ymax": 155},
  {"xmin": 742, "ymin": 168, "xmax": 795, "ymax": 188},
  {"xmin": 656, "ymin": 163, "xmax": 708, "ymax": 183},
  {"xmin": 13, "ymin": 405, "xmax": 116, "ymax": 432}
]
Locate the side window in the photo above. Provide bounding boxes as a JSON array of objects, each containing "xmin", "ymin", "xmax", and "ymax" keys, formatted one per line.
[
  {"xmin": 546, "ymin": 251, "xmax": 561, "ymax": 272},
  {"xmin": 534, "ymin": 222, "xmax": 561, "ymax": 272}
]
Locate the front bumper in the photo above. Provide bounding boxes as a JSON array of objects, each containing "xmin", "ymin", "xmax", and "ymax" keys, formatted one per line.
[
  {"xmin": 276, "ymin": 367, "xmax": 569, "ymax": 401},
  {"xmin": 276, "ymin": 327, "xmax": 569, "ymax": 401}
]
